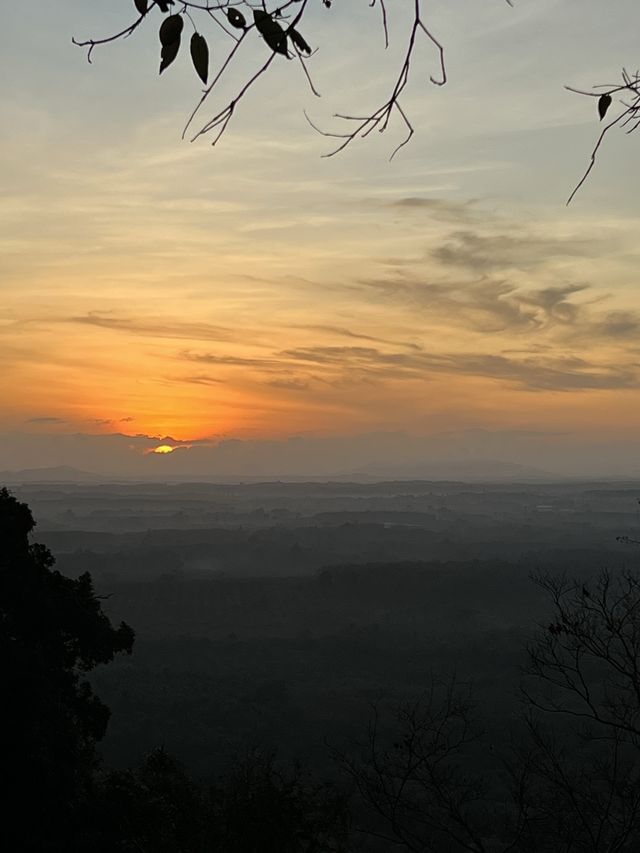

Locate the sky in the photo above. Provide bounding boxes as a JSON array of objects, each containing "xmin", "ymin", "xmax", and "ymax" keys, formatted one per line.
[{"xmin": 2, "ymin": 0, "xmax": 640, "ymax": 478}]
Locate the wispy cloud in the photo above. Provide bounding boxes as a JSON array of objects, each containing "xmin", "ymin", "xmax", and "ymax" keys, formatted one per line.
[
  {"xmin": 175, "ymin": 338, "xmax": 640, "ymax": 392},
  {"xmin": 182, "ymin": 351, "xmax": 290, "ymax": 371},
  {"xmin": 25, "ymin": 416, "xmax": 66, "ymax": 424},
  {"xmin": 291, "ymin": 323, "xmax": 422, "ymax": 349},
  {"xmin": 169, "ymin": 374, "xmax": 225, "ymax": 386},
  {"xmin": 69, "ymin": 313, "xmax": 246, "ymax": 344},
  {"xmin": 389, "ymin": 197, "xmax": 479, "ymax": 224},
  {"xmin": 268, "ymin": 378, "xmax": 310, "ymax": 392},
  {"xmin": 279, "ymin": 345, "xmax": 639, "ymax": 392},
  {"xmin": 579, "ymin": 311, "xmax": 640, "ymax": 343},
  {"xmin": 357, "ymin": 274, "xmax": 590, "ymax": 334},
  {"xmin": 431, "ymin": 228, "xmax": 597, "ymax": 274}
]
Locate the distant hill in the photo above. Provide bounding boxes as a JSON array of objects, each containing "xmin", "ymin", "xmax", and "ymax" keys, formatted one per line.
[
  {"xmin": 0, "ymin": 459, "xmax": 553, "ymax": 485},
  {"xmin": 357, "ymin": 458, "xmax": 555, "ymax": 482},
  {"xmin": 0, "ymin": 465, "xmax": 108, "ymax": 484}
]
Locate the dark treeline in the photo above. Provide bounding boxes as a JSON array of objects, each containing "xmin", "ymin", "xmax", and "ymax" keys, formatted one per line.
[
  {"xmin": 4, "ymin": 483, "xmax": 640, "ymax": 851},
  {"xmin": 16, "ymin": 481, "xmax": 637, "ymax": 596}
]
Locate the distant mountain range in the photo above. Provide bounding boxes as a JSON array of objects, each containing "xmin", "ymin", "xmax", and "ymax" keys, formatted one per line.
[
  {"xmin": 0, "ymin": 465, "xmax": 109, "ymax": 484},
  {"xmin": 0, "ymin": 459, "xmax": 569, "ymax": 485},
  {"xmin": 0, "ymin": 459, "xmax": 634, "ymax": 486}
]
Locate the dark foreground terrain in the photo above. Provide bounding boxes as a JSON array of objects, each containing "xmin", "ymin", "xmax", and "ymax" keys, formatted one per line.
[
  {"xmin": 10, "ymin": 478, "xmax": 639, "ymax": 772},
  {"xmin": 5, "ymin": 479, "xmax": 640, "ymax": 850}
]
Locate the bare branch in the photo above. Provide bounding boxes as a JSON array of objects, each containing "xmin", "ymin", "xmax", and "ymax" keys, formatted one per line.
[
  {"xmin": 305, "ymin": 0, "xmax": 447, "ymax": 157},
  {"xmin": 567, "ymin": 70, "xmax": 640, "ymax": 203}
]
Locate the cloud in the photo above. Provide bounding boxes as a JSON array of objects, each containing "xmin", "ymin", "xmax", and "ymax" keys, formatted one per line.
[
  {"xmin": 438, "ymin": 353, "xmax": 637, "ymax": 391},
  {"xmin": 268, "ymin": 379, "xmax": 310, "ymax": 392},
  {"xmin": 360, "ymin": 208, "xmax": 617, "ymax": 339},
  {"xmin": 431, "ymin": 229, "xmax": 596, "ymax": 274},
  {"xmin": 151, "ymin": 434, "xmax": 218, "ymax": 448},
  {"xmin": 279, "ymin": 344, "xmax": 639, "ymax": 392},
  {"xmin": 282, "ymin": 346, "xmax": 384, "ymax": 366},
  {"xmin": 182, "ymin": 351, "xmax": 290, "ymax": 372},
  {"xmin": 171, "ymin": 374, "xmax": 225, "ymax": 386},
  {"xmin": 389, "ymin": 197, "xmax": 479, "ymax": 224},
  {"xmin": 358, "ymin": 257, "xmax": 640, "ymax": 354},
  {"xmin": 292, "ymin": 325, "xmax": 388, "ymax": 344},
  {"xmin": 581, "ymin": 310, "xmax": 640, "ymax": 342},
  {"xmin": 69, "ymin": 313, "xmax": 245, "ymax": 344},
  {"xmin": 358, "ymin": 275, "xmax": 589, "ymax": 334},
  {"xmin": 180, "ymin": 316, "xmax": 640, "ymax": 391},
  {"xmin": 519, "ymin": 284, "xmax": 587, "ymax": 323},
  {"xmin": 4, "ymin": 426, "xmax": 640, "ymax": 480},
  {"xmin": 26, "ymin": 416, "xmax": 65, "ymax": 424},
  {"xmin": 291, "ymin": 323, "xmax": 422, "ymax": 350}
]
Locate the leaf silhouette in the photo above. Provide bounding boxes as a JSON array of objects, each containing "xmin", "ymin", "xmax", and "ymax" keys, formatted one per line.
[
  {"xmin": 226, "ymin": 8, "xmax": 246, "ymax": 29},
  {"xmin": 159, "ymin": 14, "xmax": 183, "ymax": 47},
  {"xmin": 190, "ymin": 33, "xmax": 209, "ymax": 85},
  {"xmin": 598, "ymin": 93, "xmax": 612, "ymax": 121},
  {"xmin": 159, "ymin": 37, "xmax": 181, "ymax": 74},
  {"xmin": 156, "ymin": 0, "xmax": 174, "ymax": 12},
  {"xmin": 289, "ymin": 28, "xmax": 312, "ymax": 55},
  {"xmin": 134, "ymin": 0, "xmax": 148, "ymax": 15},
  {"xmin": 253, "ymin": 10, "xmax": 289, "ymax": 57}
]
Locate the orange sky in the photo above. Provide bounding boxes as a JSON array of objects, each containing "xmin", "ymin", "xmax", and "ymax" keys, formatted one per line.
[{"xmin": 2, "ymin": 0, "xmax": 640, "ymax": 460}]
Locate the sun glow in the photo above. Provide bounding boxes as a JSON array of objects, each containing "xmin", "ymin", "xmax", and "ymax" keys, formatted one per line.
[{"xmin": 153, "ymin": 445, "xmax": 175, "ymax": 454}]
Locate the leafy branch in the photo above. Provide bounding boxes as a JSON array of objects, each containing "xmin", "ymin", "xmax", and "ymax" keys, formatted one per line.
[
  {"xmin": 72, "ymin": 1, "xmax": 638, "ymax": 198},
  {"xmin": 73, "ymin": 0, "xmax": 451, "ymax": 156}
]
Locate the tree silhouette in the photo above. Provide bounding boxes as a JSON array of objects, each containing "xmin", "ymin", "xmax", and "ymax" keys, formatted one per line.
[
  {"xmin": 211, "ymin": 748, "xmax": 350, "ymax": 852},
  {"xmin": 336, "ymin": 675, "xmax": 523, "ymax": 852},
  {"xmin": 516, "ymin": 570, "xmax": 640, "ymax": 851},
  {"xmin": 94, "ymin": 748, "xmax": 215, "ymax": 852},
  {"xmin": 93, "ymin": 747, "xmax": 351, "ymax": 852},
  {"xmin": 0, "ymin": 487, "xmax": 352, "ymax": 851},
  {"xmin": 0, "ymin": 487, "xmax": 134, "ymax": 851},
  {"xmin": 340, "ymin": 570, "xmax": 640, "ymax": 851}
]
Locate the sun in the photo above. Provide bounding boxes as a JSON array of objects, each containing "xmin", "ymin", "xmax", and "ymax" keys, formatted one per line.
[{"xmin": 153, "ymin": 445, "xmax": 175, "ymax": 454}]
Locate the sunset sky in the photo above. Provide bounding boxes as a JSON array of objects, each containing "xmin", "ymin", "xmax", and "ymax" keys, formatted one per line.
[{"xmin": 2, "ymin": 0, "xmax": 640, "ymax": 476}]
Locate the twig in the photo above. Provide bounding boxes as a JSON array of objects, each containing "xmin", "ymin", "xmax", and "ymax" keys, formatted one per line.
[{"xmin": 566, "ymin": 71, "xmax": 640, "ymax": 203}]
